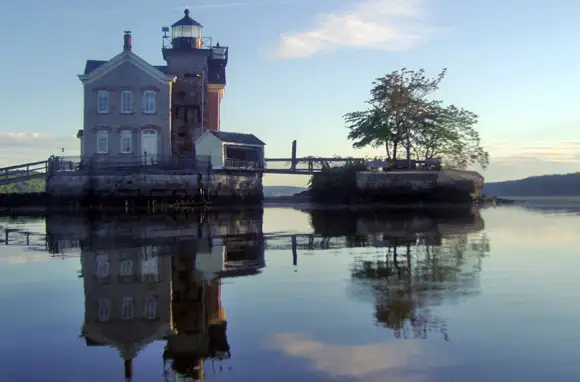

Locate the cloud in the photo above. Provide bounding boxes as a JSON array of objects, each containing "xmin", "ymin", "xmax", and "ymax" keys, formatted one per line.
[
  {"xmin": 0, "ymin": 132, "xmax": 79, "ymax": 167},
  {"xmin": 266, "ymin": 332, "xmax": 454, "ymax": 381},
  {"xmin": 485, "ymin": 140, "xmax": 580, "ymax": 163},
  {"xmin": 477, "ymin": 141, "xmax": 580, "ymax": 182},
  {"xmin": 275, "ymin": 0, "xmax": 435, "ymax": 59}
]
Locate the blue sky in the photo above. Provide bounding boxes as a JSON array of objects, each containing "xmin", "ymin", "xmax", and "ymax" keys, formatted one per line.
[{"xmin": 0, "ymin": 0, "xmax": 579, "ymax": 187}]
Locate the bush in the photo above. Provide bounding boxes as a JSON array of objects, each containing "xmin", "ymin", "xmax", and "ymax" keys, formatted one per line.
[{"xmin": 308, "ymin": 161, "xmax": 368, "ymax": 203}]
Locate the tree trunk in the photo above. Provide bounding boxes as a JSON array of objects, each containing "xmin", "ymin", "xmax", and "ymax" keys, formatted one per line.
[
  {"xmin": 385, "ymin": 141, "xmax": 391, "ymax": 159},
  {"xmin": 406, "ymin": 131, "xmax": 411, "ymax": 165}
]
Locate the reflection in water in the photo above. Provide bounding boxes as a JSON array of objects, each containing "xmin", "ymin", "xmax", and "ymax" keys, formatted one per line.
[
  {"xmin": 309, "ymin": 207, "xmax": 489, "ymax": 341},
  {"xmin": 18, "ymin": 206, "xmax": 492, "ymax": 381},
  {"xmin": 73, "ymin": 210, "xmax": 266, "ymax": 381}
]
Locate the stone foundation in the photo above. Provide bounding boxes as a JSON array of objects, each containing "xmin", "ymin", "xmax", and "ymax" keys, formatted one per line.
[
  {"xmin": 45, "ymin": 169, "xmax": 263, "ymax": 205},
  {"xmin": 355, "ymin": 169, "xmax": 484, "ymax": 203}
]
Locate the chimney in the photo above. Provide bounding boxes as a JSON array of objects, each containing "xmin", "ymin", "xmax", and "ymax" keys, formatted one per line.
[{"xmin": 123, "ymin": 31, "xmax": 132, "ymax": 51}]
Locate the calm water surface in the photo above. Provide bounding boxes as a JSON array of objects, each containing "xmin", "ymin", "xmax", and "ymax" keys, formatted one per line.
[{"xmin": 0, "ymin": 202, "xmax": 580, "ymax": 382}]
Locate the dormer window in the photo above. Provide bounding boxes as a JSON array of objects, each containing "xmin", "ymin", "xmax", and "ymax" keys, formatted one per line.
[
  {"xmin": 120, "ymin": 90, "xmax": 133, "ymax": 114},
  {"xmin": 97, "ymin": 90, "xmax": 109, "ymax": 113}
]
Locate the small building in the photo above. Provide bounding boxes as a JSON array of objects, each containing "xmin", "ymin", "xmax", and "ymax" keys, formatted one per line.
[{"xmin": 195, "ymin": 131, "xmax": 265, "ymax": 170}]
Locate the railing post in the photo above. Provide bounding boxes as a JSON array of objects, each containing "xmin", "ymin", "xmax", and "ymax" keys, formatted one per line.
[{"xmin": 291, "ymin": 140, "xmax": 297, "ymax": 172}]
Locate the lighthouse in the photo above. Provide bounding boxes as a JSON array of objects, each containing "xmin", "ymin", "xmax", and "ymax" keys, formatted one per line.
[{"xmin": 162, "ymin": 9, "xmax": 228, "ymax": 157}]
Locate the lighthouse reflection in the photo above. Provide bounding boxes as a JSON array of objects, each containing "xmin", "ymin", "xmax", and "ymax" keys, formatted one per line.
[{"xmin": 78, "ymin": 213, "xmax": 265, "ymax": 381}]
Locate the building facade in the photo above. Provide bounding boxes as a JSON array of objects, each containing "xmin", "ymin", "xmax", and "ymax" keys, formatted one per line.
[{"xmin": 78, "ymin": 9, "xmax": 228, "ymax": 164}]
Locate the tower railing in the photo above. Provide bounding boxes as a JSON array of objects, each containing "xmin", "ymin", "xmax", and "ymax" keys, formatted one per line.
[{"xmin": 162, "ymin": 36, "xmax": 214, "ymax": 50}]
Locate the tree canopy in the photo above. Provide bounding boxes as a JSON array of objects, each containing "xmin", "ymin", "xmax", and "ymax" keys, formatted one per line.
[{"xmin": 344, "ymin": 68, "xmax": 489, "ymax": 169}]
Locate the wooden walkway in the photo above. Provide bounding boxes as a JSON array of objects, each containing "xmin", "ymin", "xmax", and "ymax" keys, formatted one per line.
[
  {"xmin": 0, "ymin": 156, "xmax": 366, "ymax": 185},
  {"xmin": 2, "ymin": 228, "xmax": 381, "ymax": 257}
]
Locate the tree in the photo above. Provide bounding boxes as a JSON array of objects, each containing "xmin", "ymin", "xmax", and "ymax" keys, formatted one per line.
[
  {"xmin": 344, "ymin": 68, "xmax": 490, "ymax": 169},
  {"xmin": 412, "ymin": 105, "xmax": 490, "ymax": 169}
]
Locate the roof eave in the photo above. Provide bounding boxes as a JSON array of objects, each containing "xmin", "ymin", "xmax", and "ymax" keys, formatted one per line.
[{"xmin": 79, "ymin": 52, "xmax": 177, "ymax": 85}]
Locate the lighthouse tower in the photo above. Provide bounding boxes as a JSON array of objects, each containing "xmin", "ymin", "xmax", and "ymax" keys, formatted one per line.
[{"xmin": 162, "ymin": 9, "xmax": 228, "ymax": 157}]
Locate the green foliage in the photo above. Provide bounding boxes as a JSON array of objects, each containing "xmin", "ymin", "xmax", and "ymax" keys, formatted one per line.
[
  {"xmin": 0, "ymin": 179, "xmax": 45, "ymax": 194},
  {"xmin": 414, "ymin": 105, "xmax": 490, "ymax": 169},
  {"xmin": 344, "ymin": 68, "xmax": 490, "ymax": 169},
  {"xmin": 308, "ymin": 160, "xmax": 368, "ymax": 203}
]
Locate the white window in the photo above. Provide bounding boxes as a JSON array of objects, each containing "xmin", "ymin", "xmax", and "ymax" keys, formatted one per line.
[
  {"xmin": 96, "ymin": 254, "xmax": 109, "ymax": 277},
  {"xmin": 98, "ymin": 298, "xmax": 111, "ymax": 321},
  {"xmin": 120, "ymin": 130, "xmax": 132, "ymax": 153},
  {"xmin": 120, "ymin": 260, "xmax": 133, "ymax": 276},
  {"xmin": 141, "ymin": 246, "xmax": 159, "ymax": 282},
  {"xmin": 144, "ymin": 297, "xmax": 157, "ymax": 320},
  {"xmin": 121, "ymin": 297, "xmax": 134, "ymax": 320},
  {"xmin": 143, "ymin": 91, "xmax": 156, "ymax": 114},
  {"xmin": 97, "ymin": 130, "xmax": 108, "ymax": 154},
  {"xmin": 97, "ymin": 90, "xmax": 109, "ymax": 113},
  {"xmin": 120, "ymin": 90, "xmax": 133, "ymax": 113}
]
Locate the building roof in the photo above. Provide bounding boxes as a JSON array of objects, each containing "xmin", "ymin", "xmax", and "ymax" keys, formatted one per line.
[
  {"xmin": 79, "ymin": 48, "xmax": 175, "ymax": 85},
  {"xmin": 209, "ymin": 131, "xmax": 265, "ymax": 146},
  {"xmin": 84, "ymin": 60, "xmax": 168, "ymax": 75},
  {"xmin": 172, "ymin": 9, "xmax": 203, "ymax": 28}
]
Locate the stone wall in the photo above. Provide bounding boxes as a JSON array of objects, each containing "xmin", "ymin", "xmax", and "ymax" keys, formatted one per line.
[
  {"xmin": 46, "ymin": 169, "xmax": 263, "ymax": 203},
  {"xmin": 46, "ymin": 209, "xmax": 264, "ymax": 253},
  {"xmin": 356, "ymin": 169, "xmax": 484, "ymax": 202}
]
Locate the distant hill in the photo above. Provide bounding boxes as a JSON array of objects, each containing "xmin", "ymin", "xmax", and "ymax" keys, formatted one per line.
[
  {"xmin": 483, "ymin": 172, "xmax": 580, "ymax": 197},
  {"xmin": 263, "ymin": 186, "xmax": 306, "ymax": 197}
]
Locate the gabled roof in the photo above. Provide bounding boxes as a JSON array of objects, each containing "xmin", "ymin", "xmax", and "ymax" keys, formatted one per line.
[
  {"xmin": 79, "ymin": 50, "xmax": 175, "ymax": 85},
  {"xmin": 209, "ymin": 131, "xmax": 265, "ymax": 146},
  {"xmin": 84, "ymin": 60, "xmax": 168, "ymax": 75}
]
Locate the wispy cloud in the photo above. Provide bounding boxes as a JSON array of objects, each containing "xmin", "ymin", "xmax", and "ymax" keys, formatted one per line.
[
  {"xmin": 485, "ymin": 141, "xmax": 580, "ymax": 163},
  {"xmin": 275, "ymin": 0, "xmax": 436, "ymax": 59},
  {"xmin": 266, "ymin": 332, "xmax": 454, "ymax": 381},
  {"xmin": 477, "ymin": 140, "xmax": 580, "ymax": 181}
]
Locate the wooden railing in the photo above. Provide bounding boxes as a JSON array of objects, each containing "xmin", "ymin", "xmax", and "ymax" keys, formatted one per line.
[
  {"xmin": 0, "ymin": 160, "xmax": 49, "ymax": 186},
  {"xmin": 224, "ymin": 158, "xmax": 263, "ymax": 169}
]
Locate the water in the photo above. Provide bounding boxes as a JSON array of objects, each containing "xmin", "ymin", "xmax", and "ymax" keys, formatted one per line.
[{"xmin": 0, "ymin": 202, "xmax": 580, "ymax": 382}]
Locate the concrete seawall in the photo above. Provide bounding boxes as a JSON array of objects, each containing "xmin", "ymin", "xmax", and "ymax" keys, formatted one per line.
[{"xmin": 356, "ymin": 169, "xmax": 484, "ymax": 202}]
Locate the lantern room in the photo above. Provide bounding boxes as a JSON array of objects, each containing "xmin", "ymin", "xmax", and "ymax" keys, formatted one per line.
[{"xmin": 169, "ymin": 9, "xmax": 203, "ymax": 50}]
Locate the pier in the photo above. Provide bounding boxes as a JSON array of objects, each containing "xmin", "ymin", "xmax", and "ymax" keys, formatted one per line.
[{"xmin": 0, "ymin": 153, "xmax": 365, "ymax": 186}]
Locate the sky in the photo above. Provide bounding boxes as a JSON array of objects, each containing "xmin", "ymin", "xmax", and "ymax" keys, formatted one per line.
[{"xmin": 0, "ymin": 0, "xmax": 579, "ymax": 187}]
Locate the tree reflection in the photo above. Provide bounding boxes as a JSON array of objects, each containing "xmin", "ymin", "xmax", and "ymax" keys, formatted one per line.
[
  {"xmin": 309, "ymin": 207, "xmax": 490, "ymax": 340},
  {"xmin": 354, "ymin": 231, "xmax": 489, "ymax": 340}
]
